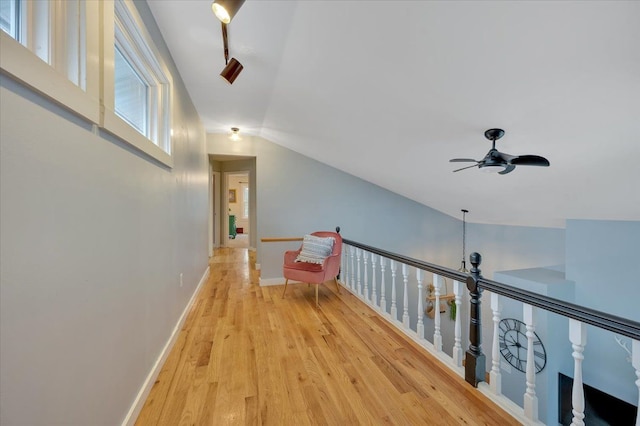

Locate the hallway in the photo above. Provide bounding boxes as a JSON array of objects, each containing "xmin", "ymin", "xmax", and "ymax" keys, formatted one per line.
[{"xmin": 135, "ymin": 248, "xmax": 518, "ymax": 425}]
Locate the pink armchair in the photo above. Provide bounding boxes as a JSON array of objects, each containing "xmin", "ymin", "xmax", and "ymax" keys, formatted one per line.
[{"xmin": 282, "ymin": 231, "xmax": 342, "ymax": 307}]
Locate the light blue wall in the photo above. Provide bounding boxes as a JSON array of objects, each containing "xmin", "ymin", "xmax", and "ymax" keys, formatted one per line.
[
  {"xmin": 564, "ymin": 219, "xmax": 640, "ymax": 407},
  {"xmin": 468, "ymin": 223, "xmax": 566, "ymax": 280},
  {"xmin": 0, "ymin": 2, "xmax": 209, "ymax": 424}
]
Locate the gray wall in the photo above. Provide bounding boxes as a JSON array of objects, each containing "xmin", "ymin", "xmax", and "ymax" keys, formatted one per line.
[
  {"xmin": 206, "ymin": 134, "xmax": 462, "ymax": 278},
  {"xmin": 0, "ymin": 2, "xmax": 209, "ymax": 424}
]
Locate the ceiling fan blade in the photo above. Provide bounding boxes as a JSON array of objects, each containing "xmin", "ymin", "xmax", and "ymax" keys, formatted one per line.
[
  {"xmin": 499, "ymin": 164, "xmax": 516, "ymax": 175},
  {"xmin": 511, "ymin": 155, "xmax": 550, "ymax": 167},
  {"xmin": 449, "ymin": 158, "xmax": 479, "ymax": 163},
  {"xmin": 452, "ymin": 164, "xmax": 480, "ymax": 173},
  {"xmin": 498, "ymin": 152, "xmax": 516, "ymax": 163}
]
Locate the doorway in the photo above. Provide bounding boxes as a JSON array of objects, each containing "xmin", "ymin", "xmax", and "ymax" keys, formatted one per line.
[{"xmin": 225, "ymin": 171, "xmax": 250, "ymax": 248}]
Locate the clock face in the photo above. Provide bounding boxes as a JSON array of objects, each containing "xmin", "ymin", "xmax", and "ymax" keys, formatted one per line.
[{"xmin": 498, "ymin": 318, "xmax": 546, "ymax": 373}]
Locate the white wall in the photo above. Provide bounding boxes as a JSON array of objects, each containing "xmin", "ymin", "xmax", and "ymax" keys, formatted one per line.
[{"xmin": 0, "ymin": 2, "xmax": 209, "ymax": 424}]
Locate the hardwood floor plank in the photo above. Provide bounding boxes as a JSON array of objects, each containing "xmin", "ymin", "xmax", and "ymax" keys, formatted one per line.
[{"xmin": 136, "ymin": 248, "xmax": 520, "ymax": 425}]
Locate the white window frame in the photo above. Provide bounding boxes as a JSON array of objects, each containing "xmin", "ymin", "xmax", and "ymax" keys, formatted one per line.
[
  {"xmin": 101, "ymin": 0, "xmax": 173, "ymax": 167},
  {"xmin": 0, "ymin": 0, "xmax": 173, "ymax": 168},
  {"xmin": 0, "ymin": 0, "xmax": 100, "ymax": 123}
]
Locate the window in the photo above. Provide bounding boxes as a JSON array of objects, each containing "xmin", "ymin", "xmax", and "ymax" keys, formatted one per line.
[
  {"xmin": 114, "ymin": 45, "xmax": 148, "ymax": 135},
  {"xmin": 0, "ymin": 0, "xmax": 19, "ymax": 39},
  {"xmin": 1, "ymin": 0, "xmax": 87, "ymax": 88},
  {"xmin": 109, "ymin": 0, "xmax": 172, "ymax": 160},
  {"xmin": 0, "ymin": 0, "xmax": 171, "ymax": 166},
  {"xmin": 242, "ymin": 184, "xmax": 249, "ymax": 219},
  {"xmin": 0, "ymin": 1, "xmax": 99, "ymax": 122}
]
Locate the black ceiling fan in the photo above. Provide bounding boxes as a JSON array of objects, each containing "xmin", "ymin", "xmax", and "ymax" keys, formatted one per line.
[{"xmin": 450, "ymin": 129, "xmax": 550, "ymax": 175}]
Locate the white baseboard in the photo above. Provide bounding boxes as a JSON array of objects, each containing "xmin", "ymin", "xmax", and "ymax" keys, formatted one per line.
[
  {"xmin": 259, "ymin": 276, "xmax": 302, "ymax": 287},
  {"xmin": 121, "ymin": 266, "xmax": 211, "ymax": 426}
]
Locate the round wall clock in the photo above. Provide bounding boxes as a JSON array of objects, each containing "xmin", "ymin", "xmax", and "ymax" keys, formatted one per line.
[{"xmin": 498, "ymin": 318, "xmax": 547, "ymax": 373}]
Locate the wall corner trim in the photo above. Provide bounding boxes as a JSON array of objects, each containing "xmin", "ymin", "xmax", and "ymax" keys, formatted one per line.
[{"xmin": 121, "ymin": 265, "xmax": 211, "ymax": 426}]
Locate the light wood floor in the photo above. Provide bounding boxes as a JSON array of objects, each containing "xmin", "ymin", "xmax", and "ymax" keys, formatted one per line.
[{"xmin": 135, "ymin": 248, "xmax": 519, "ymax": 425}]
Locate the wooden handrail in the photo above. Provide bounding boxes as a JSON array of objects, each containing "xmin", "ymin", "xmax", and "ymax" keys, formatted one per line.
[
  {"xmin": 261, "ymin": 237, "xmax": 303, "ymax": 243},
  {"xmin": 341, "ymin": 235, "xmax": 640, "ymax": 341}
]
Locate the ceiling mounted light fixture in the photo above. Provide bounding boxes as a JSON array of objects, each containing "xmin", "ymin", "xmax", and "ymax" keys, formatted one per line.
[
  {"xmin": 480, "ymin": 164, "xmax": 508, "ymax": 173},
  {"xmin": 211, "ymin": 0, "xmax": 245, "ymax": 24},
  {"xmin": 229, "ymin": 127, "xmax": 241, "ymax": 141}
]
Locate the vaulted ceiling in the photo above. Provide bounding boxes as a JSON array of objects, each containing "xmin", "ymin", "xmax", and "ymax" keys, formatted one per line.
[{"xmin": 148, "ymin": 1, "xmax": 640, "ymax": 228}]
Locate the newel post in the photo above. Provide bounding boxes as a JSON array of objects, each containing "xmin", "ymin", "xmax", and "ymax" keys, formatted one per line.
[{"xmin": 465, "ymin": 252, "xmax": 486, "ymax": 387}]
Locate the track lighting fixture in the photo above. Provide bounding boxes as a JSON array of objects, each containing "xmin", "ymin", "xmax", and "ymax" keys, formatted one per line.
[
  {"xmin": 211, "ymin": 0, "xmax": 245, "ymax": 24},
  {"xmin": 218, "ymin": 22, "xmax": 243, "ymax": 84},
  {"xmin": 220, "ymin": 57, "xmax": 243, "ymax": 84}
]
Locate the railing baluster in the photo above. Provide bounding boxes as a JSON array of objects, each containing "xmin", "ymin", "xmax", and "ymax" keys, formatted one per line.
[
  {"xmin": 417, "ymin": 269, "xmax": 424, "ymax": 339},
  {"xmin": 433, "ymin": 273, "xmax": 442, "ymax": 351},
  {"xmin": 356, "ymin": 248, "xmax": 362, "ymax": 296},
  {"xmin": 633, "ymin": 340, "xmax": 639, "ymax": 426},
  {"xmin": 363, "ymin": 250, "xmax": 369, "ymax": 301},
  {"xmin": 371, "ymin": 253, "xmax": 378, "ymax": 308},
  {"xmin": 402, "ymin": 264, "xmax": 410, "ymax": 328},
  {"xmin": 349, "ymin": 245, "xmax": 355, "ymax": 291},
  {"xmin": 490, "ymin": 292, "xmax": 502, "ymax": 395},
  {"xmin": 390, "ymin": 260, "xmax": 398, "ymax": 320},
  {"xmin": 380, "ymin": 257, "xmax": 387, "ymax": 313},
  {"xmin": 453, "ymin": 280, "xmax": 463, "ymax": 367},
  {"xmin": 569, "ymin": 319, "xmax": 587, "ymax": 426},
  {"xmin": 523, "ymin": 304, "xmax": 538, "ymax": 422},
  {"xmin": 342, "ymin": 244, "xmax": 348, "ymax": 288}
]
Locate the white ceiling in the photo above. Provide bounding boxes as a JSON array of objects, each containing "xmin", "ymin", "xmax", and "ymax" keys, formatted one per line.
[{"xmin": 149, "ymin": 1, "xmax": 640, "ymax": 228}]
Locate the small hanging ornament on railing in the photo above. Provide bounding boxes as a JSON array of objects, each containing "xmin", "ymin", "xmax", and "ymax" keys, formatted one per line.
[
  {"xmin": 449, "ymin": 209, "xmax": 470, "ymax": 321},
  {"xmin": 459, "ymin": 209, "xmax": 469, "ymax": 273}
]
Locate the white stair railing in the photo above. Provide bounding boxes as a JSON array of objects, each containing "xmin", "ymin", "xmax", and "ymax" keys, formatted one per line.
[
  {"xmin": 416, "ymin": 269, "xmax": 424, "ymax": 339},
  {"xmin": 433, "ymin": 273, "xmax": 443, "ymax": 352},
  {"xmin": 356, "ymin": 248, "xmax": 362, "ymax": 296},
  {"xmin": 337, "ymin": 238, "xmax": 639, "ymax": 426},
  {"xmin": 523, "ymin": 304, "xmax": 539, "ymax": 422},
  {"xmin": 349, "ymin": 246, "xmax": 355, "ymax": 291},
  {"xmin": 402, "ymin": 264, "xmax": 410, "ymax": 328},
  {"xmin": 371, "ymin": 253, "xmax": 378, "ymax": 308},
  {"xmin": 390, "ymin": 259, "xmax": 398, "ymax": 320},
  {"xmin": 380, "ymin": 257, "xmax": 387, "ymax": 313},
  {"xmin": 489, "ymin": 292, "xmax": 502, "ymax": 395},
  {"xmin": 633, "ymin": 340, "xmax": 640, "ymax": 426},
  {"xmin": 363, "ymin": 250, "xmax": 369, "ymax": 302},
  {"xmin": 569, "ymin": 319, "xmax": 587, "ymax": 426},
  {"xmin": 453, "ymin": 279, "xmax": 464, "ymax": 367}
]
